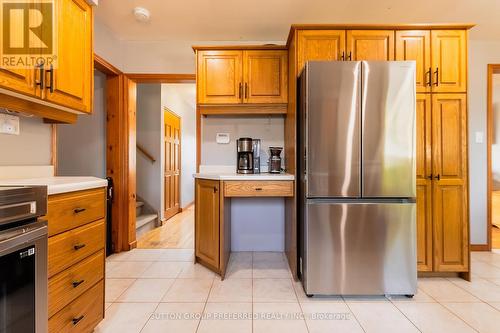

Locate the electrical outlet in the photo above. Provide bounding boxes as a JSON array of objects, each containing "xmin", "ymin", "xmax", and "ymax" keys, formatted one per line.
[{"xmin": 0, "ymin": 113, "xmax": 20, "ymax": 135}]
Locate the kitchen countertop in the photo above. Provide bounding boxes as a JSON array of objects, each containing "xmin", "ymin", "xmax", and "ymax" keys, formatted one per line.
[
  {"xmin": 0, "ymin": 176, "xmax": 108, "ymax": 195},
  {"xmin": 193, "ymin": 172, "xmax": 295, "ymax": 181}
]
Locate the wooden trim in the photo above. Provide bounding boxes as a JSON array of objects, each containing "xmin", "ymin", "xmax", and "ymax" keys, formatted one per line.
[
  {"xmin": 471, "ymin": 244, "xmax": 490, "ymax": 251},
  {"xmin": 136, "ymin": 144, "xmax": 156, "ymax": 163},
  {"xmin": 199, "ymin": 104, "xmax": 288, "ymax": 115},
  {"xmin": 180, "ymin": 201, "xmax": 194, "ymax": 211},
  {"xmin": 125, "ymin": 73, "xmax": 195, "ymax": 83},
  {"xmin": 51, "ymin": 124, "xmax": 58, "ymax": 175},
  {"xmin": 94, "ymin": 53, "xmax": 122, "ymax": 76},
  {"xmin": 286, "ymin": 23, "xmax": 476, "ymax": 46},
  {"xmin": 487, "ymin": 64, "xmax": 500, "ymax": 252},
  {"xmin": 196, "ymin": 106, "xmax": 201, "ymax": 172},
  {"xmin": 192, "ymin": 45, "xmax": 287, "ymax": 52}
]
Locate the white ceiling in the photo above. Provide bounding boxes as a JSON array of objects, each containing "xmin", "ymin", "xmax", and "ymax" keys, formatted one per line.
[{"xmin": 95, "ymin": 0, "xmax": 499, "ymax": 42}]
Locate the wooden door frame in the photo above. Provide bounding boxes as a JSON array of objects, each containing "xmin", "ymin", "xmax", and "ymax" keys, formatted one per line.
[
  {"xmin": 487, "ymin": 64, "xmax": 500, "ymax": 251},
  {"xmin": 163, "ymin": 107, "xmax": 182, "ymax": 221}
]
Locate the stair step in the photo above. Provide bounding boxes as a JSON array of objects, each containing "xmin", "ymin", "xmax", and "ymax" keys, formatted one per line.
[
  {"xmin": 136, "ymin": 213, "xmax": 157, "ymax": 229},
  {"xmin": 136, "ymin": 201, "xmax": 144, "ymax": 208},
  {"xmin": 136, "ymin": 201, "xmax": 145, "ymax": 217}
]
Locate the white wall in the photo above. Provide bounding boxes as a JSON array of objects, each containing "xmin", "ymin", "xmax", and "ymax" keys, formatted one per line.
[
  {"xmin": 468, "ymin": 40, "xmax": 500, "ymax": 244},
  {"xmin": 57, "ymin": 71, "xmax": 107, "ymax": 178},
  {"xmin": 492, "ymin": 74, "xmax": 500, "ymax": 191},
  {"xmin": 136, "ymin": 84, "xmax": 163, "ymax": 218},
  {"xmin": 0, "ymin": 114, "xmax": 52, "ymax": 166},
  {"xmin": 201, "ymin": 116, "xmax": 285, "ymax": 170},
  {"xmin": 94, "ymin": 19, "xmax": 124, "ymax": 70},
  {"xmin": 161, "ymin": 84, "xmax": 196, "ymax": 208}
]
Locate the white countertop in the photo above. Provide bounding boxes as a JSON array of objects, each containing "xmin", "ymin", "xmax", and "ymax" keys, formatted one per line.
[
  {"xmin": 193, "ymin": 172, "xmax": 294, "ymax": 181},
  {"xmin": 0, "ymin": 177, "xmax": 108, "ymax": 195}
]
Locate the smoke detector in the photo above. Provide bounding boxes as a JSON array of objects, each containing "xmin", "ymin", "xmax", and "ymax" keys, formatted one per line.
[{"xmin": 133, "ymin": 7, "xmax": 150, "ymax": 23}]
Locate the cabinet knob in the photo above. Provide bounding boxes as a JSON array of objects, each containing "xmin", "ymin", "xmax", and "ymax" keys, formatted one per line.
[
  {"xmin": 434, "ymin": 67, "xmax": 439, "ymax": 86},
  {"xmin": 434, "ymin": 174, "xmax": 441, "ymax": 181},
  {"xmin": 72, "ymin": 315, "xmax": 85, "ymax": 325},
  {"xmin": 71, "ymin": 279, "xmax": 85, "ymax": 288},
  {"xmin": 426, "ymin": 67, "xmax": 432, "ymax": 86},
  {"xmin": 213, "ymin": 187, "xmax": 218, "ymax": 193},
  {"xmin": 74, "ymin": 207, "xmax": 86, "ymax": 214},
  {"xmin": 73, "ymin": 243, "xmax": 86, "ymax": 251}
]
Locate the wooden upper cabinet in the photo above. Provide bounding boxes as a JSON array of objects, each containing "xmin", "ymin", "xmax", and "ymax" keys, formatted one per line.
[
  {"xmin": 297, "ymin": 30, "xmax": 346, "ymax": 73},
  {"xmin": 346, "ymin": 30, "xmax": 394, "ymax": 61},
  {"xmin": 396, "ymin": 31, "xmax": 431, "ymax": 93},
  {"xmin": 44, "ymin": 0, "xmax": 93, "ymax": 113},
  {"xmin": 197, "ymin": 50, "xmax": 243, "ymax": 104},
  {"xmin": 431, "ymin": 30, "xmax": 467, "ymax": 93},
  {"xmin": 243, "ymin": 50, "xmax": 287, "ymax": 104},
  {"xmin": 195, "ymin": 179, "xmax": 220, "ymax": 270},
  {"xmin": 431, "ymin": 94, "xmax": 468, "ymax": 272},
  {"xmin": 0, "ymin": 67, "xmax": 36, "ymax": 97},
  {"xmin": 416, "ymin": 94, "xmax": 433, "ymax": 272}
]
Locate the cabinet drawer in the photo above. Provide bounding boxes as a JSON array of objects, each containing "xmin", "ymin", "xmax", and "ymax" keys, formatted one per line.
[
  {"xmin": 49, "ymin": 280, "xmax": 104, "ymax": 333},
  {"xmin": 224, "ymin": 180, "xmax": 293, "ymax": 197},
  {"xmin": 47, "ymin": 188, "xmax": 106, "ymax": 236},
  {"xmin": 49, "ymin": 250, "xmax": 104, "ymax": 317},
  {"xmin": 48, "ymin": 220, "xmax": 105, "ymax": 277}
]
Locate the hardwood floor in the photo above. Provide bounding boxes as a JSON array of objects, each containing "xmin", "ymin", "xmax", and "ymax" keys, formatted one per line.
[
  {"xmin": 492, "ymin": 191, "xmax": 500, "ymax": 249},
  {"xmin": 137, "ymin": 205, "xmax": 194, "ymax": 249}
]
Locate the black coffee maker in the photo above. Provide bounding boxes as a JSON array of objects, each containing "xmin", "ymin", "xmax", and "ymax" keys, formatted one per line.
[{"xmin": 237, "ymin": 138, "xmax": 254, "ymax": 174}]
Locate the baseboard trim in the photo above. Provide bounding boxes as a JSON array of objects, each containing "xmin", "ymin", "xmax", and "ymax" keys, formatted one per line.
[
  {"xmin": 181, "ymin": 201, "xmax": 194, "ymax": 212},
  {"xmin": 471, "ymin": 244, "xmax": 490, "ymax": 251}
]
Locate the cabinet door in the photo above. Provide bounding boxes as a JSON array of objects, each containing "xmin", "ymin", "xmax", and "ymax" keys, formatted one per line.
[
  {"xmin": 346, "ymin": 30, "xmax": 394, "ymax": 61},
  {"xmin": 44, "ymin": 0, "xmax": 93, "ymax": 112},
  {"xmin": 416, "ymin": 94, "xmax": 433, "ymax": 271},
  {"xmin": 432, "ymin": 94, "xmax": 468, "ymax": 272},
  {"xmin": 195, "ymin": 179, "xmax": 220, "ymax": 270},
  {"xmin": 396, "ymin": 31, "xmax": 431, "ymax": 93},
  {"xmin": 243, "ymin": 50, "xmax": 287, "ymax": 104},
  {"xmin": 431, "ymin": 30, "xmax": 467, "ymax": 93},
  {"xmin": 197, "ymin": 50, "xmax": 243, "ymax": 104},
  {"xmin": 297, "ymin": 30, "xmax": 346, "ymax": 73}
]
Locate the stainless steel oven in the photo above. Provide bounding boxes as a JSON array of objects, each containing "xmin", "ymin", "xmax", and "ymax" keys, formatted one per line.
[{"xmin": 0, "ymin": 186, "xmax": 48, "ymax": 333}]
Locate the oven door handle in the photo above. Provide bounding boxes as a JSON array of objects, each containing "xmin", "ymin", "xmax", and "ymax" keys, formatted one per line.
[{"xmin": 0, "ymin": 221, "xmax": 48, "ymax": 255}]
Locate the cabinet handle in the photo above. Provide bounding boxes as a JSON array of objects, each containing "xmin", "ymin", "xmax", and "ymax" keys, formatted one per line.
[
  {"xmin": 73, "ymin": 243, "xmax": 86, "ymax": 251},
  {"xmin": 238, "ymin": 82, "xmax": 242, "ymax": 99},
  {"xmin": 245, "ymin": 83, "xmax": 248, "ymax": 99},
  {"xmin": 427, "ymin": 174, "xmax": 433, "ymax": 180},
  {"xmin": 72, "ymin": 315, "xmax": 85, "ymax": 325},
  {"xmin": 255, "ymin": 188, "xmax": 263, "ymax": 191},
  {"xmin": 434, "ymin": 67, "xmax": 439, "ymax": 86},
  {"xmin": 347, "ymin": 52, "xmax": 352, "ymax": 61},
  {"xmin": 35, "ymin": 62, "xmax": 44, "ymax": 89},
  {"xmin": 72, "ymin": 279, "xmax": 85, "ymax": 288},
  {"xmin": 74, "ymin": 207, "xmax": 86, "ymax": 214},
  {"xmin": 213, "ymin": 187, "xmax": 218, "ymax": 193},
  {"xmin": 426, "ymin": 67, "xmax": 432, "ymax": 86},
  {"xmin": 341, "ymin": 51, "xmax": 345, "ymax": 61},
  {"xmin": 434, "ymin": 174, "xmax": 441, "ymax": 181},
  {"xmin": 45, "ymin": 64, "xmax": 54, "ymax": 93}
]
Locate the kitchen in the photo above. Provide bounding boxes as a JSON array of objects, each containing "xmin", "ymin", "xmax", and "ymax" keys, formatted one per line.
[{"xmin": 1, "ymin": 1, "xmax": 500, "ymax": 332}]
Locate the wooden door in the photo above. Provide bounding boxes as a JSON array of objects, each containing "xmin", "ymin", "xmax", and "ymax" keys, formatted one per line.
[
  {"xmin": 164, "ymin": 109, "xmax": 181, "ymax": 220},
  {"xmin": 197, "ymin": 50, "xmax": 243, "ymax": 104},
  {"xmin": 195, "ymin": 179, "xmax": 220, "ymax": 270},
  {"xmin": 432, "ymin": 94, "xmax": 468, "ymax": 272},
  {"xmin": 297, "ymin": 30, "xmax": 346, "ymax": 73},
  {"xmin": 431, "ymin": 30, "xmax": 467, "ymax": 92},
  {"xmin": 346, "ymin": 30, "xmax": 394, "ymax": 61},
  {"xmin": 416, "ymin": 94, "xmax": 433, "ymax": 271},
  {"xmin": 396, "ymin": 31, "xmax": 432, "ymax": 93},
  {"xmin": 243, "ymin": 50, "xmax": 287, "ymax": 104},
  {"xmin": 44, "ymin": 0, "xmax": 92, "ymax": 112},
  {"xmin": 0, "ymin": 68, "xmax": 35, "ymax": 96}
]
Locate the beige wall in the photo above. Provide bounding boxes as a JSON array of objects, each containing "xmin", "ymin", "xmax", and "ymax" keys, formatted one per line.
[{"xmin": 492, "ymin": 74, "xmax": 500, "ymax": 191}]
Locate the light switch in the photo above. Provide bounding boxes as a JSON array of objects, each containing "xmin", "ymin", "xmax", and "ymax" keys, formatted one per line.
[
  {"xmin": 0, "ymin": 113, "xmax": 20, "ymax": 135},
  {"xmin": 216, "ymin": 133, "xmax": 230, "ymax": 144},
  {"xmin": 475, "ymin": 131, "xmax": 484, "ymax": 144}
]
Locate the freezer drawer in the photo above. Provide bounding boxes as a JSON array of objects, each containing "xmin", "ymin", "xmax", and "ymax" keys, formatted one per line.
[
  {"xmin": 303, "ymin": 200, "xmax": 416, "ymax": 295},
  {"xmin": 362, "ymin": 61, "xmax": 416, "ymax": 198}
]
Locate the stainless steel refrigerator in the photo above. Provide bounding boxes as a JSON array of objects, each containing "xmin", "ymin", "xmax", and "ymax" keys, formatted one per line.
[{"xmin": 298, "ymin": 61, "xmax": 417, "ymax": 296}]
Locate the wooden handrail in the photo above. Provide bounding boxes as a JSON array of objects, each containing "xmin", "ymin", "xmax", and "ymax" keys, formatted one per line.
[{"xmin": 137, "ymin": 144, "xmax": 156, "ymax": 163}]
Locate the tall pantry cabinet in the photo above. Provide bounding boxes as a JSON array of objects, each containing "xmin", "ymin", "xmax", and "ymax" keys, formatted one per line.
[{"xmin": 285, "ymin": 25, "xmax": 473, "ymax": 279}]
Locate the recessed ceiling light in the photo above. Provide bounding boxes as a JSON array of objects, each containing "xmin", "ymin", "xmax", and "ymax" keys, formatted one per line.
[{"xmin": 133, "ymin": 7, "xmax": 151, "ymax": 23}]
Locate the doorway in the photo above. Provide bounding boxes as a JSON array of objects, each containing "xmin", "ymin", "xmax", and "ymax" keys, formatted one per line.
[
  {"xmin": 488, "ymin": 64, "xmax": 500, "ymax": 250},
  {"xmin": 164, "ymin": 108, "xmax": 181, "ymax": 220}
]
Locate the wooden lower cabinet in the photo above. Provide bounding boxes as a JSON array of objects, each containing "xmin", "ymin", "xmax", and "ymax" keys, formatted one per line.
[
  {"xmin": 415, "ymin": 93, "xmax": 469, "ymax": 274},
  {"xmin": 47, "ymin": 188, "xmax": 106, "ymax": 332},
  {"xmin": 195, "ymin": 179, "xmax": 220, "ymax": 270}
]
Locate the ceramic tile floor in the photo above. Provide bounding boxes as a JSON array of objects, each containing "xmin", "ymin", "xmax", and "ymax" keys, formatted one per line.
[{"xmin": 95, "ymin": 249, "xmax": 500, "ymax": 333}]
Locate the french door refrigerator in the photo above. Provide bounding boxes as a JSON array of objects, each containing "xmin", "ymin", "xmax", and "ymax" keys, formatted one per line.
[{"xmin": 298, "ymin": 61, "xmax": 417, "ymax": 296}]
